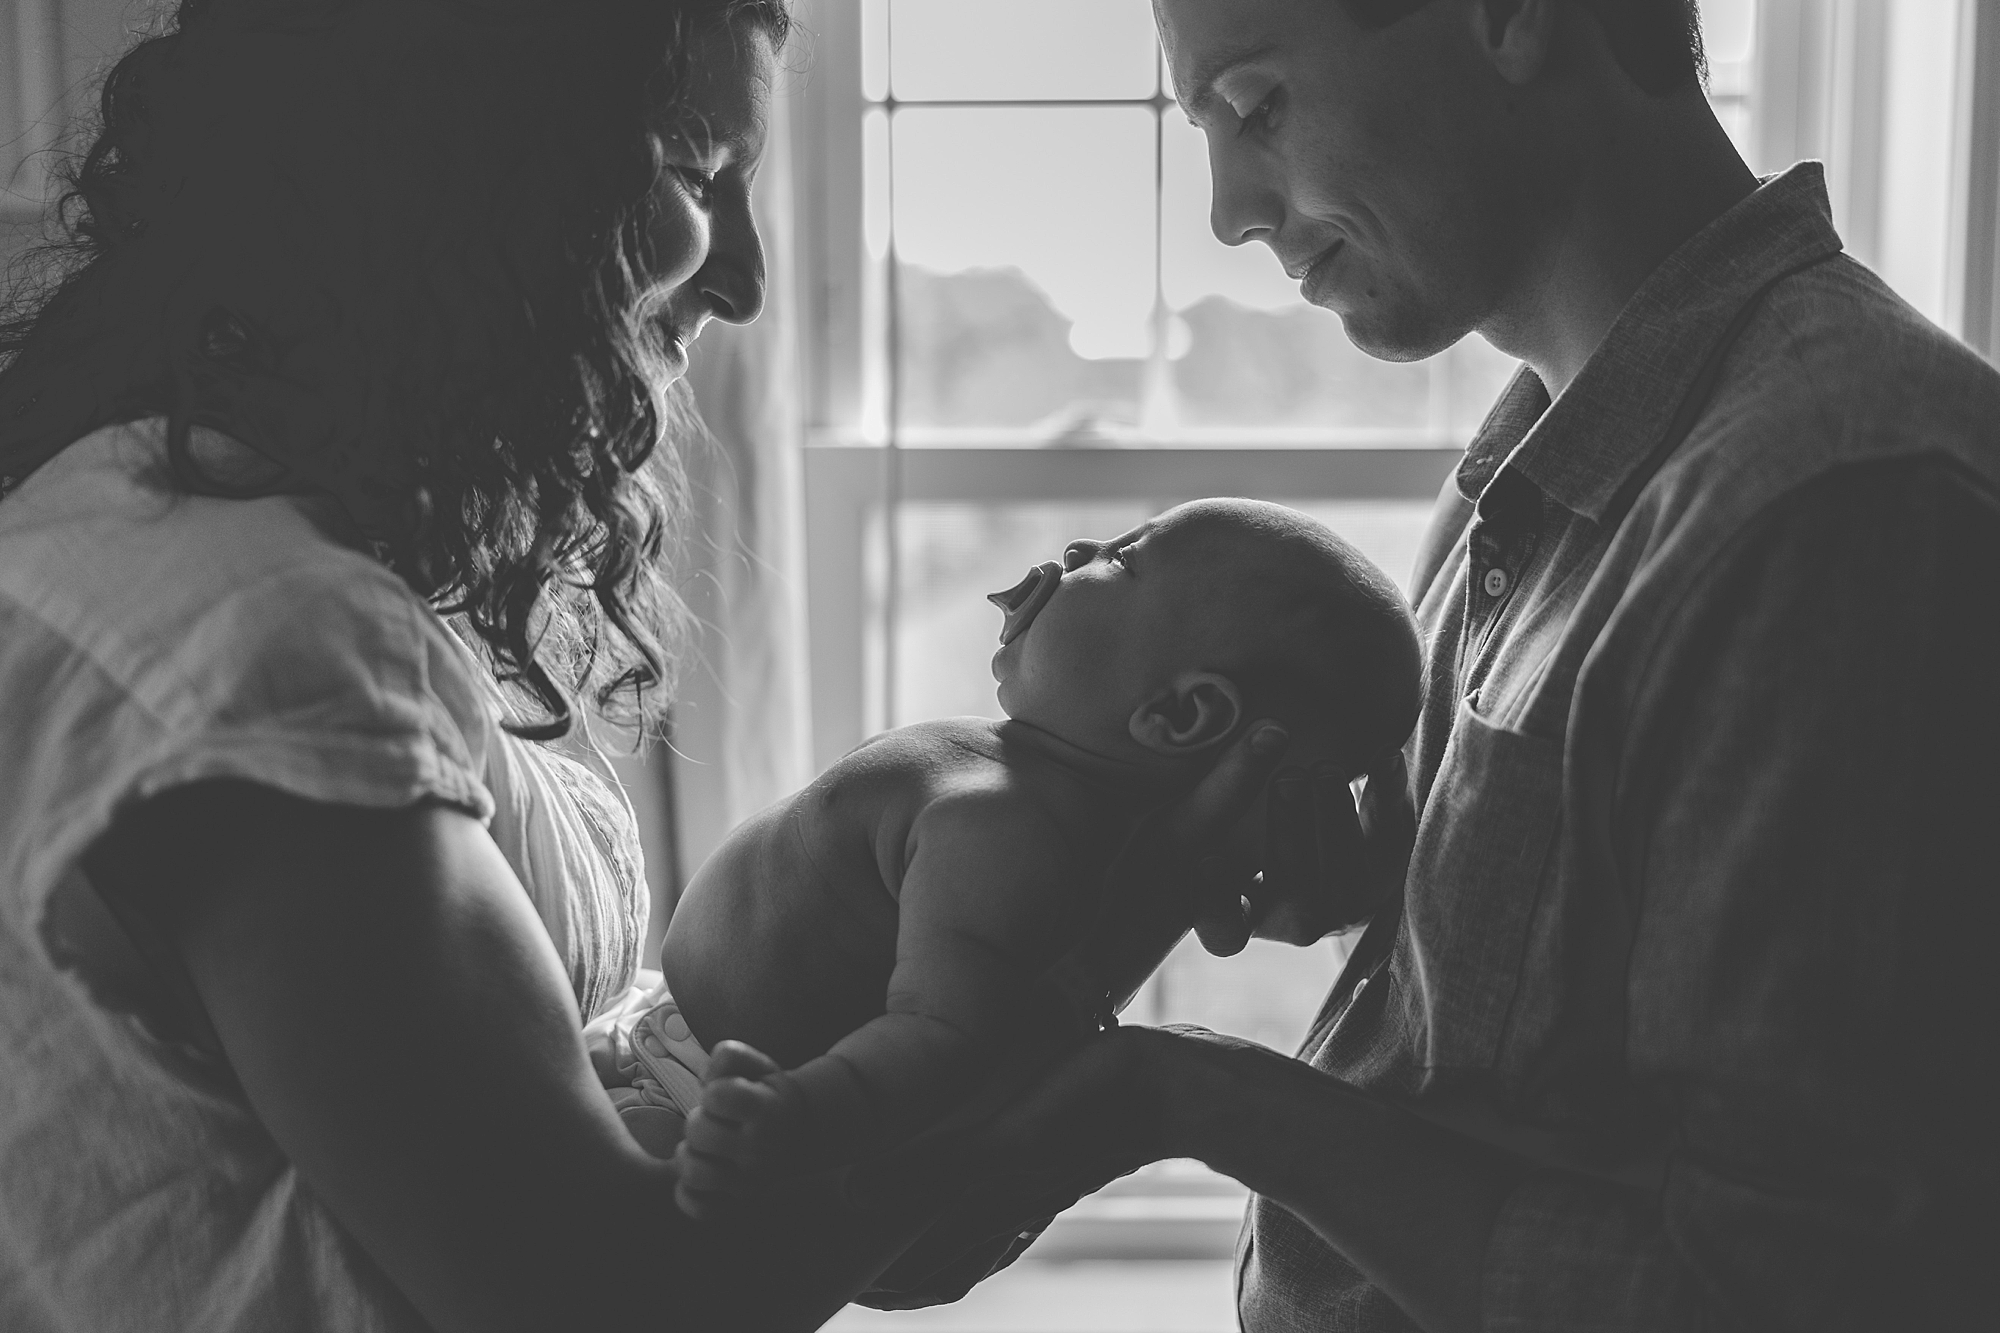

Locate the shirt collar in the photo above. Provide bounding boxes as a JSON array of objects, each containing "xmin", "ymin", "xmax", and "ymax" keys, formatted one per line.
[{"xmin": 1455, "ymin": 161, "xmax": 1845, "ymax": 520}]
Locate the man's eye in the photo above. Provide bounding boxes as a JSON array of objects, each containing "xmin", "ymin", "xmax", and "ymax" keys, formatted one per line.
[
  {"xmin": 1107, "ymin": 547, "xmax": 1129, "ymax": 567},
  {"xmin": 1240, "ymin": 90, "xmax": 1281, "ymax": 135}
]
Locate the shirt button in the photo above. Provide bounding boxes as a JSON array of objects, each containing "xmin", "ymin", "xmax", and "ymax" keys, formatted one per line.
[{"xmin": 1483, "ymin": 566, "xmax": 1510, "ymax": 598}]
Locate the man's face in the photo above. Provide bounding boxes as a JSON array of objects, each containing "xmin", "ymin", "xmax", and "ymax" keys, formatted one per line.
[{"xmin": 1156, "ymin": 0, "xmax": 1532, "ymax": 360}]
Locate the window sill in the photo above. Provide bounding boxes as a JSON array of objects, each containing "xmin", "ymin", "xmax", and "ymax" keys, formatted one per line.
[{"xmin": 1026, "ymin": 1161, "xmax": 1248, "ymax": 1263}]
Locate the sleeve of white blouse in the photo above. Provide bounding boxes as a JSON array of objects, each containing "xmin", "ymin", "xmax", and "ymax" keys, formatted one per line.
[{"xmin": 0, "ymin": 549, "xmax": 496, "ymax": 940}]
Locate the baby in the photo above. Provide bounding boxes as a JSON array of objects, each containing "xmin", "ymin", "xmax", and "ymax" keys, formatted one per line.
[{"xmin": 589, "ymin": 498, "xmax": 1420, "ymax": 1215}]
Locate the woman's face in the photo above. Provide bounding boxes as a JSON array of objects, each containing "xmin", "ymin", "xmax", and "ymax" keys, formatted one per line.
[{"xmin": 644, "ymin": 22, "xmax": 777, "ymax": 382}]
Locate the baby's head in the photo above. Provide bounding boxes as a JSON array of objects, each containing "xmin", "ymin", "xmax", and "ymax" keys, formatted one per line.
[{"xmin": 989, "ymin": 498, "xmax": 1421, "ymax": 783}]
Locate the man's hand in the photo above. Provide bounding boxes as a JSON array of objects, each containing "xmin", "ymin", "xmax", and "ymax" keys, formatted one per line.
[
  {"xmin": 674, "ymin": 1041, "xmax": 810, "ymax": 1218},
  {"xmin": 1194, "ymin": 748, "xmax": 1416, "ymax": 957},
  {"xmin": 849, "ymin": 1025, "xmax": 1165, "ymax": 1238},
  {"xmin": 1065, "ymin": 723, "xmax": 1292, "ymax": 1010}
]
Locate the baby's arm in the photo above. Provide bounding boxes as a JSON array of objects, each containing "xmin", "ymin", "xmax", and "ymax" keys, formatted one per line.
[{"xmin": 675, "ymin": 794, "xmax": 1086, "ymax": 1216}]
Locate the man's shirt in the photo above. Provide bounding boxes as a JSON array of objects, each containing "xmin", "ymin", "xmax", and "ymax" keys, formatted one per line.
[{"xmin": 1239, "ymin": 164, "xmax": 2000, "ymax": 1332}]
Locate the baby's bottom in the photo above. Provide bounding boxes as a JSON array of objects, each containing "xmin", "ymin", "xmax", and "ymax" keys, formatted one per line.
[{"xmin": 584, "ymin": 974, "xmax": 710, "ymax": 1160}]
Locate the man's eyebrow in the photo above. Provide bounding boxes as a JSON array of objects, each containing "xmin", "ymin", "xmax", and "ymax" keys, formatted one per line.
[{"xmin": 1177, "ymin": 39, "xmax": 1281, "ymax": 123}]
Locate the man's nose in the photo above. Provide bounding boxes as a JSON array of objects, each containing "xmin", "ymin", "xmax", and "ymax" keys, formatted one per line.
[{"xmin": 1207, "ymin": 140, "xmax": 1282, "ymax": 250}]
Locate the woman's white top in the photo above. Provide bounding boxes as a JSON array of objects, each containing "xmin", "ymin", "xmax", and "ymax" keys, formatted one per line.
[{"xmin": 0, "ymin": 419, "xmax": 648, "ymax": 1331}]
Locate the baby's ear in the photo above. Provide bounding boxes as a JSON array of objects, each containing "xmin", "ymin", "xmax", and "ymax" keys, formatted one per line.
[{"xmin": 1128, "ymin": 671, "xmax": 1244, "ymax": 757}]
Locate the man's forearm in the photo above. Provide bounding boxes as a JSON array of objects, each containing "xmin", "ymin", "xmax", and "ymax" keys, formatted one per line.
[
  {"xmin": 684, "ymin": 1166, "xmax": 962, "ymax": 1328},
  {"xmin": 1161, "ymin": 1033, "xmax": 1528, "ymax": 1333}
]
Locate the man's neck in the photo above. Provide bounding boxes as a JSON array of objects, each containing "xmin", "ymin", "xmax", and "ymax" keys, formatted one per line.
[{"xmin": 1483, "ymin": 84, "xmax": 1760, "ymax": 399}]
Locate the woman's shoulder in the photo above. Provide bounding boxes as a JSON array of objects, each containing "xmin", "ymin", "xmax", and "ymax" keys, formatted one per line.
[
  {"xmin": 0, "ymin": 420, "xmax": 497, "ymax": 833},
  {"xmin": 0, "ymin": 419, "xmax": 415, "ymax": 651}
]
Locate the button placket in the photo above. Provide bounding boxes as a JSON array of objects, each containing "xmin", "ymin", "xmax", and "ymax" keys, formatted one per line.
[
  {"xmin": 1459, "ymin": 470, "xmax": 1543, "ymax": 694},
  {"xmin": 1468, "ymin": 523, "xmax": 1512, "ymax": 611}
]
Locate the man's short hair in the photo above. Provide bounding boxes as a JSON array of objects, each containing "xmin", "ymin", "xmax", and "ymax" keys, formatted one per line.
[{"xmin": 1344, "ymin": 0, "xmax": 1707, "ymax": 97}]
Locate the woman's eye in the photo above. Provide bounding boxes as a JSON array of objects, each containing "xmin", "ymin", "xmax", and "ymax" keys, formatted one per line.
[{"xmin": 676, "ymin": 166, "xmax": 717, "ymax": 204}]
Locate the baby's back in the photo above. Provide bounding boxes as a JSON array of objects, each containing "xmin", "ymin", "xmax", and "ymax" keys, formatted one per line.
[{"xmin": 661, "ymin": 718, "xmax": 1014, "ymax": 1068}]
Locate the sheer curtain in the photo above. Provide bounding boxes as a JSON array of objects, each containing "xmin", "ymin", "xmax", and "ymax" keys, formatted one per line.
[{"xmin": 616, "ymin": 71, "xmax": 816, "ymax": 953}]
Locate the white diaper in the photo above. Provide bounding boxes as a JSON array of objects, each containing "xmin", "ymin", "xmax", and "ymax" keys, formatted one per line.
[{"xmin": 585, "ymin": 974, "xmax": 710, "ymax": 1158}]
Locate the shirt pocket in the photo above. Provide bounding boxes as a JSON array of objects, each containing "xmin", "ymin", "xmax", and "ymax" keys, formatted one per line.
[{"xmin": 1398, "ymin": 691, "xmax": 1564, "ymax": 1073}]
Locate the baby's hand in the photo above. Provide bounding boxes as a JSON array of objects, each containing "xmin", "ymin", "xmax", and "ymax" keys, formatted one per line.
[{"xmin": 673, "ymin": 1040, "xmax": 811, "ymax": 1219}]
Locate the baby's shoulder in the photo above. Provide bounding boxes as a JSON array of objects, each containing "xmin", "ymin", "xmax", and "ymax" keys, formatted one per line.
[
  {"xmin": 823, "ymin": 717, "xmax": 1001, "ymax": 786},
  {"xmin": 796, "ymin": 717, "xmax": 1028, "ymax": 831}
]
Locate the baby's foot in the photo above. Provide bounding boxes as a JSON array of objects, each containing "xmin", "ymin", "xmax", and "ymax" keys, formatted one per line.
[{"xmin": 673, "ymin": 1040, "xmax": 810, "ymax": 1219}]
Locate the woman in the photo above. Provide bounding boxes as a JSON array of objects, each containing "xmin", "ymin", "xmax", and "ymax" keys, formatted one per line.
[
  {"xmin": 0, "ymin": 1, "xmax": 1013, "ymax": 1327},
  {"xmin": 0, "ymin": 1, "xmax": 1310, "ymax": 1324}
]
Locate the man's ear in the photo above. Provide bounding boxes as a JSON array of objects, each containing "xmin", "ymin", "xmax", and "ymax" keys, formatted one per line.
[
  {"xmin": 1128, "ymin": 672, "xmax": 1244, "ymax": 756},
  {"xmin": 1468, "ymin": 0, "xmax": 1559, "ymax": 86}
]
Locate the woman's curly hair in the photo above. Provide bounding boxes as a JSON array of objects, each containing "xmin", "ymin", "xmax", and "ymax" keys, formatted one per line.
[{"xmin": 0, "ymin": 0, "xmax": 790, "ymax": 741}]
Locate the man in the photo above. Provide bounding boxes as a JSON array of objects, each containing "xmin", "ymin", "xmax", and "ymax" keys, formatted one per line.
[{"xmin": 872, "ymin": 2, "xmax": 2000, "ymax": 1330}]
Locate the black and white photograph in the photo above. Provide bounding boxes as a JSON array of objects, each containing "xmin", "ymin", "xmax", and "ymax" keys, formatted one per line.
[{"xmin": 2, "ymin": 1, "xmax": 1995, "ymax": 1329}]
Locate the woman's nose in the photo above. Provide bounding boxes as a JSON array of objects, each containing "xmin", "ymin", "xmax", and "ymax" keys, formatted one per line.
[
  {"xmin": 1062, "ymin": 540, "xmax": 1100, "ymax": 571},
  {"xmin": 698, "ymin": 196, "xmax": 767, "ymax": 325}
]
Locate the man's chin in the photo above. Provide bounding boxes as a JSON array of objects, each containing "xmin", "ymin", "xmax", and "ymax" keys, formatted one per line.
[
  {"xmin": 1326, "ymin": 300, "xmax": 1472, "ymax": 365},
  {"xmin": 1300, "ymin": 257, "xmax": 1471, "ymax": 362}
]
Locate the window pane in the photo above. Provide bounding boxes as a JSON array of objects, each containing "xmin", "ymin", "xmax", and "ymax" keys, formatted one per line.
[
  {"xmin": 824, "ymin": 1252, "xmax": 1238, "ymax": 1330},
  {"xmin": 892, "ymin": 107, "xmax": 1157, "ymax": 431},
  {"xmin": 1145, "ymin": 934, "xmax": 1344, "ymax": 1056},
  {"xmin": 893, "ymin": 502, "xmax": 1151, "ymax": 724},
  {"xmin": 1700, "ymin": 0, "xmax": 1756, "ymax": 65},
  {"xmin": 1700, "ymin": 0, "xmax": 1756, "ymax": 160},
  {"xmin": 1878, "ymin": 0, "xmax": 1963, "ymax": 325},
  {"xmin": 1160, "ymin": 116, "xmax": 1434, "ymax": 433},
  {"xmin": 887, "ymin": 0, "xmax": 1159, "ymax": 103}
]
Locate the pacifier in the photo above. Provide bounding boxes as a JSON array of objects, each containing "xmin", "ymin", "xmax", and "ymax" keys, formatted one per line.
[{"xmin": 987, "ymin": 560, "xmax": 1063, "ymax": 645}]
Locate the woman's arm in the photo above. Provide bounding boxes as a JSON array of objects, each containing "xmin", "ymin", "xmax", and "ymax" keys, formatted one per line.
[{"xmin": 85, "ymin": 779, "xmax": 952, "ymax": 1333}]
